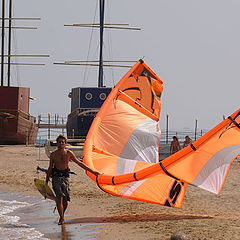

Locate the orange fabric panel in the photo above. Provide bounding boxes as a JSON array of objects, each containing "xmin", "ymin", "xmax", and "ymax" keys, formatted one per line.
[
  {"xmin": 99, "ymin": 174, "xmax": 187, "ymax": 208},
  {"xmin": 94, "ymin": 100, "xmax": 149, "ymax": 157},
  {"xmin": 117, "ymin": 75, "xmax": 162, "ymax": 118},
  {"xmin": 91, "ymin": 153, "xmax": 118, "ymax": 175}
]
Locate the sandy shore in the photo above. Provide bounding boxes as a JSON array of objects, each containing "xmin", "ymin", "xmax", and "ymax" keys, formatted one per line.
[{"xmin": 1, "ymin": 145, "xmax": 240, "ymax": 240}]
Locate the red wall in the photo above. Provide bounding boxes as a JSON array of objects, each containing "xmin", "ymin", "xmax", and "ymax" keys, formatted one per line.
[{"xmin": 0, "ymin": 86, "xmax": 30, "ymax": 113}]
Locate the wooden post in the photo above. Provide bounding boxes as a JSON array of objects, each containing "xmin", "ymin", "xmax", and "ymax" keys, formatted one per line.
[
  {"xmin": 166, "ymin": 114, "xmax": 169, "ymax": 144},
  {"xmin": 194, "ymin": 119, "xmax": 198, "ymax": 141},
  {"xmin": 62, "ymin": 117, "xmax": 64, "ymax": 134},
  {"xmin": 37, "ymin": 114, "xmax": 41, "ymax": 127},
  {"xmin": 48, "ymin": 113, "xmax": 50, "ymax": 139},
  {"xmin": 38, "ymin": 136, "xmax": 41, "ymax": 160},
  {"xmin": 26, "ymin": 130, "xmax": 28, "ymax": 146}
]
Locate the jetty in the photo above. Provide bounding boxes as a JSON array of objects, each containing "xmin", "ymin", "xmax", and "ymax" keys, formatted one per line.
[{"xmin": 37, "ymin": 114, "xmax": 66, "ymax": 139}]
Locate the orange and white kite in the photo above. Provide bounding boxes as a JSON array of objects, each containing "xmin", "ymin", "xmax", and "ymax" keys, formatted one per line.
[{"xmin": 83, "ymin": 59, "xmax": 240, "ymax": 208}]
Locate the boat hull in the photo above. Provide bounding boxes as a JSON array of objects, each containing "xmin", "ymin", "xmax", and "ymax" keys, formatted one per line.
[
  {"xmin": 0, "ymin": 110, "xmax": 38, "ymax": 145},
  {"xmin": 0, "ymin": 86, "xmax": 38, "ymax": 145},
  {"xmin": 66, "ymin": 111, "xmax": 95, "ymax": 139}
]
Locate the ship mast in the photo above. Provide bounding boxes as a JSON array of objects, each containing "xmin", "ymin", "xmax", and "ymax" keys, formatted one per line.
[
  {"xmin": 1, "ymin": 0, "xmax": 5, "ymax": 86},
  {"xmin": 98, "ymin": 0, "xmax": 105, "ymax": 88},
  {"xmin": 0, "ymin": 0, "xmax": 49, "ymax": 87},
  {"xmin": 54, "ymin": 0, "xmax": 141, "ymax": 84},
  {"xmin": 7, "ymin": 0, "xmax": 12, "ymax": 86}
]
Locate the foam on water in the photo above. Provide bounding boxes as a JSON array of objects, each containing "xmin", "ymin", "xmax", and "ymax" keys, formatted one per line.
[
  {"xmin": 0, "ymin": 198, "xmax": 48, "ymax": 240},
  {"xmin": 0, "ymin": 191, "xmax": 104, "ymax": 240}
]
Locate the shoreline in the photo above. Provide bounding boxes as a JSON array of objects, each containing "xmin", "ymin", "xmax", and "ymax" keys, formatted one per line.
[
  {"xmin": 1, "ymin": 145, "xmax": 240, "ymax": 239},
  {"xmin": 0, "ymin": 189, "xmax": 103, "ymax": 240}
]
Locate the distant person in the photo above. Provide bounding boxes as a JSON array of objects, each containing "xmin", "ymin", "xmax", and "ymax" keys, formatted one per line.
[
  {"xmin": 170, "ymin": 231, "xmax": 189, "ymax": 240},
  {"xmin": 182, "ymin": 135, "xmax": 193, "ymax": 148},
  {"xmin": 46, "ymin": 134, "xmax": 100, "ymax": 225},
  {"xmin": 170, "ymin": 136, "xmax": 181, "ymax": 154}
]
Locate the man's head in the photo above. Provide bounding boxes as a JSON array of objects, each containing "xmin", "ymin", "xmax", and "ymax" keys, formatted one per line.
[
  {"xmin": 56, "ymin": 134, "xmax": 67, "ymax": 149},
  {"xmin": 170, "ymin": 232, "xmax": 189, "ymax": 240}
]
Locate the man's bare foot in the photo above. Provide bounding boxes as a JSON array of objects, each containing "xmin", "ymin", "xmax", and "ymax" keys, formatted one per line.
[{"xmin": 58, "ymin": 218, "xmax": 64, "ymax": 225}]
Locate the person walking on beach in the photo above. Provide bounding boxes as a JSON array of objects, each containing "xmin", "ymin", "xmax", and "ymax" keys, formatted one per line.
[
  {"xmin": 46, "ymin": 134, "xmax": 100, "ymax": 225},
  {"xmin": 170, "ymin": 136, "xmax": 181, "ymax": 154},
  {"xmin": 182, "ymin": 135, "xmax": 192, "ymax": 148}
]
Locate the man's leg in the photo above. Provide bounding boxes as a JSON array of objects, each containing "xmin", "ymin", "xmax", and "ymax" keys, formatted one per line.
[
  {"xmin": 63, "ymin": 199, "xmax": 68, "ymax": 214},
  {"xmin": 56, "ymin": 197, "xmax": 64, "ymax": 225}
]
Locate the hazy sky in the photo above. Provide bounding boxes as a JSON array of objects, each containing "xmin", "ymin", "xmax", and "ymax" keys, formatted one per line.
[{"xmin": 3, "ymin": 0, "xmax": 240, "ymax": 131}]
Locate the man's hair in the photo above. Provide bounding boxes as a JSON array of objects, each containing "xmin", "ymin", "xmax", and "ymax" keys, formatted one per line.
[
  {"xmin": 56, "ymin": 134, "xmax": 67, "ymax": 143},
  {"xmin": 170, "ymin": 232, "xmax": 189, "ymax": 240}
]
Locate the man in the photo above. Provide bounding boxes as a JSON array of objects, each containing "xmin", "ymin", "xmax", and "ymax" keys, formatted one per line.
[{"xmin": 46, "ymin": 134, "xmax": 100, "ymax": 225}]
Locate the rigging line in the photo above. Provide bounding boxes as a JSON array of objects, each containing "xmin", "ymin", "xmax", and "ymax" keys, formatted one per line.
[
  {"xmin": 106, "ymin": 0, "xmax": 115, "ymax": 87},
  {"xmin": 83, "ymin": 0, "xmax": 98, "ymax": 87},
  {"xmin": 228, "ymin": 116, "xmax": 240, "ymax": 130}
]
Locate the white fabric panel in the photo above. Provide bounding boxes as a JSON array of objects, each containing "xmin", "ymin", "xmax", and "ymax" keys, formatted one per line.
[
  {"xmin": 116, "ymin": 118, "xmax": 161, "ymax": 175},
  {"xmin": 191, "ymin": 145, "xmax": 240, "ymax": 194},
  {"xmin": 116, "ymin": 158, "xmax": 137, "ymax": 175},
  {"xmin": 118, "ymin": 180, "xmax": 146, "ymax": 197}
]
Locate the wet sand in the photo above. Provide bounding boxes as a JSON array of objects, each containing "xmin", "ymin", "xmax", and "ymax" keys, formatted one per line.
[
  {"xmin": 1, "ymin": 145, "xmax": 240, "ymax": 239},
  {"xmin": 0, "ymin": 190, "xmax": 103, "ymax": 240}
]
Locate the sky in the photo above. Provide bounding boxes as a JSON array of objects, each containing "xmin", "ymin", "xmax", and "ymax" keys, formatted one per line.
[{"xmin": 2, "ymin": 0, "xmax": 240, "ymax": 132}]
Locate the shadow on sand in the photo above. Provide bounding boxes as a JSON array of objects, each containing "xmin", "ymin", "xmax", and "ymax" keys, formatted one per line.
[{"xmin": 65, "ymin": 213, "xmax": 212, "ymax": 225}]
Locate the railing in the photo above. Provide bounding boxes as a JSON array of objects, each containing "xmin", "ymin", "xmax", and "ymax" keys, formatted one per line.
[
  {"xmin": 37, "ymin": 114, "xmax": 67, "ymax": 139},
  {"xmin": 161, "ymin": 130, "xmax": 207, "ymax": 144}
]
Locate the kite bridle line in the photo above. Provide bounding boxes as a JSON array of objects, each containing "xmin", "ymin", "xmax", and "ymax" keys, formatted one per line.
[{"xmin": 219, "ymin": 110, "xmax": 240, "ymax": 138}]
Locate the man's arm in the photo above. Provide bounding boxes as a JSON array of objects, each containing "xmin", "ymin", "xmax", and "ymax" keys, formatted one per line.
[
  {"xmin": 46, "ymin": 153, "xmax": 54, "ymax": 183},
  {"xmin": 69, "ymin": 151, "xmax": 101, "ymax": 176}
]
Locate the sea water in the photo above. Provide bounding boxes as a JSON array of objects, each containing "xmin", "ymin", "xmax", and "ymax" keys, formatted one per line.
[
  {"xmin": 0, "ymin": 191, "xmax": 48, "ymax": 240},
  {"xmin": 0, "ymin": 191, "xmax": 103, "ymax": 240}
]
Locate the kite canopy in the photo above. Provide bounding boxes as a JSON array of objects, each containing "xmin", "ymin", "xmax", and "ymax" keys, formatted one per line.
[{"xmin": 83, "ymin": 59, "xmax": 240, "ymax": 208}]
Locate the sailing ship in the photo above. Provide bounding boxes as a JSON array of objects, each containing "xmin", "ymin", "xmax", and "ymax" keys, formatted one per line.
[
  {"xmin": 0, "ymin": 0, "xmax": 47, "ymax": 144},
  {"xmin": 55, "ymin": 0, "xmax": 140, "ymax": 139}
]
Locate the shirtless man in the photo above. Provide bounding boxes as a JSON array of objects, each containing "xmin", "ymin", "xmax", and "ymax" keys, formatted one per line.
[{"xmin": 46, "ymin": 134, "xmax": 100, "ymax": 225}]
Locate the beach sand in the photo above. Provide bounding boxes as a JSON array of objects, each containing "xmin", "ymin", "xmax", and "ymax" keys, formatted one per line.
[{"xmin": 1, "ymin": 145, "xmax": 240, "ymax": 240}]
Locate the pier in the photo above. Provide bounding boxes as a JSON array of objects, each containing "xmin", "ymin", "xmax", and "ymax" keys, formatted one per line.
[{"xmin": 37, "ymin": 114, "xmax": 67, "ymax": 139}]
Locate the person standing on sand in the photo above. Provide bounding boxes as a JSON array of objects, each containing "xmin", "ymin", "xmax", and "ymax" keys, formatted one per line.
[
  {"xmin": 46, "ymin": 134, "xmax": 100, "ymax": 225},
  {"xmin": 170, "ymin": 136, "xmax": 181, "ymax": 154},
  {"xmin": 182, "ymin": 135, "xmax": 192, "ymax": 148}
]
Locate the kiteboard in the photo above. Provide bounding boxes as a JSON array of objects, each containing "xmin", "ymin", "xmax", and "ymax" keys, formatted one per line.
[{"xmin": 34, "ymin": 178, "xmax": 56, "ymax": 201}]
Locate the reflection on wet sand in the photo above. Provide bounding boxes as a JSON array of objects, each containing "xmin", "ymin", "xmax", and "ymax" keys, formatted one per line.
[
  {"xmin": 61, "ymin": 225, "xmax": 70, "ymax": 240},
  {"xmin": 65, "ymin": 213, "xmax": 212, "ymax": 225}
]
